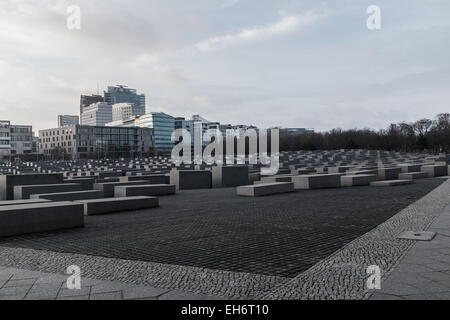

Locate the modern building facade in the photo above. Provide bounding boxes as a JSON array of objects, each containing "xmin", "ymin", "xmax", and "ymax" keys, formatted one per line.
[
  {"xmin": 104, "ymin": 85, "xmax": 146, "ymax": 110},
  {"xmin": 135, "ymin": 113, "xmax": 174, "ymax": 155},
  {"xmin": 112, "ymin": 103, "xmax": 145, "ymax": 122},
  {"xmin": 39, "ymin": 125, "xmax": 153, "ymax": 160},
  {"xmin": 10, "ymin": 125, "xmax": 33, "ymax": 156},
  {"xmin": 107, "ymin": 112, "xmax": 175, "ymax": 155},
  {"xmin": 0, "ymin": 121, "xmax": 34, "ymax": 160},
  {"xmin": 81, "ymin": 102, "xmax": 113, "ymax": 127},
  {"xmin": 80, "ymin": 94, "xmax": 104, "ymax": 116},
  {"xmin": 0, "ymin": 121, "xmax": 11, "ymax": 160},
  {"xmin": 58, "ymin": 115, "xmax": 79, "ymax": 127}
]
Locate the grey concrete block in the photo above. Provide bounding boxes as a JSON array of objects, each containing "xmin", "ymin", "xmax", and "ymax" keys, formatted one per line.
[
  {"xmin": 236, "ymin": 182, "xmax": 294, "ymax": 197},
  {"xmin": 0, "ymin": 199, "xmax": 51, "ymax": 207},
  {"xmin": 120, "ymin": 175, "xmax": 170, "ymax": 184},
  {"xmin": 399, "ymin": 164, "xmax": 423, "ymax": 173},
  {"xmin": 378, "ymin": 167, "xmax": 402, "ymax": 180},
  {"xmin": 341, "ymin": 174, "xmax": 378, "ymax": 187},
  {"xmin": 421, "ymin": 165, "xmax": 448, "ymax": 178},
  {"xmin": 76, "ymin": 196, "xmax": 159, "ymax": 216},
  {"xmin": 0, "ymin": 201, "xmax": 84, "ymax": 238},
  {"xmin": 212, "ymin": 165, "xmax": 249, "ymax": 188},
  {"xmin": 291, "ymin": 174, "xmax": 342, "ymax": 189},
  {"xmin": 94, "ymin": 181, "xmax": 150, "ymax": 197},
  {"xmin": 398, "ymin": 172, "xmax": 428, "ymax": 180},
  {"xmin": 114, "ymin": 184, "xmax": 176, "ymax": 197},
  {"xmin": 64, "ymin": 178, "xmax": 94, "ymax": 190},
  {"xmin": 30, "ymin": 190, "xmax": 105, "ymax": 201},
  {"xmin": 170, "ymin": 170, "xmax": 212, "ymax": 191},
  {"xmin": 0, "ymin": 174, "xmax": 64, "ymax": 200},
  {"xmin": 14, "ymin": 183, "xmax": 83, "ymax": 200},
  {"xmin": 370, "ymin": 180, "xmax": 414, "ymax": 187}
]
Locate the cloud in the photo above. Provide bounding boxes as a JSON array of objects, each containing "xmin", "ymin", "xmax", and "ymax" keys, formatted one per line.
[
  {"xmin": 221, "ymin": 0, "xmax": 240, "ymax": 8},
  {"xmin": 194, "ymin": 10, "xmax": 324, "ymax": 52}
]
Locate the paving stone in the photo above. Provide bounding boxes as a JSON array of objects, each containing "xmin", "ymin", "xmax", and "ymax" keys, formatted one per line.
[
  {"xmin": 4, "ymin": 277, "xmax": 37, "ymax": 288},
  {"xmin": 58, "ymin": 286, "xmax": 92, "ymax": 298},
  {"xmin": 122, "ymin": 285, "xmax": 169, "ymax": 300},
  {"xmin": 57, "ymin": 295, "xmax": 90, "ymax": 300},
  {"xmin": 90, "ymin": 291, "xmax": 122, "ymax": 300},
  {"xmin": 0, "ymin": 285, "xmax": 32, "ymax": 299}
]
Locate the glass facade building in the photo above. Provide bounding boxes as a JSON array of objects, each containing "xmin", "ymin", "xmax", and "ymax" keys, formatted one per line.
[
  {"xmin": 136, "ymin": 113, "xmax": 175, "ymax": 155},
  {"xmin": 104, "ymin": 85, "xmax": 146, "ymax": 110},
  {"xmin": 39, "ymin": 125, "xmax": 153, "ymax": 160}
]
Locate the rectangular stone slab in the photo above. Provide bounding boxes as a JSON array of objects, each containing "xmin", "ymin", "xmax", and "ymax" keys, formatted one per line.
[
  {"xmin": 170, "ymin": 170, "xmax": 212, "ymax": 191},
  {"xmin": 94, "ymin": 181, "xmax": 150, "ymax": 197},
  {"xmin": 0, "ymin": 201, "xmax": 84, "ymax": 238},
  {"xmin": 76, "ymin": 196, "xmax": 159, "ymax": 216},
  {"xmin": 341, "ymin": 174, "xmax": 378, "ymax": 187},
  {"xmin": 377, "ymin": 168, "xmax": 402, "ymax": 180},
  {"xmin": 291, "ymin": 174, "xmax": 342, "ymax": 189},
  {"xmin": 0, "ymin": 173, "xmax": 64, "ymax": 200},
  {"xmin": 212, "ymin": 165, "xmax": 249, "ymax": 188},
  {"xmin": 370, "ymin": 180, "xmax": 414, "ymax": 187},
  {"xmin": 14, "ymin": 183, "xmax": 83, "ymax": 200},
  {"xmin": 0, "ymin": 199, "xmax": 51, "ymax": 207},
  {"xmin": 421, "ymin": 165, "xmax": 448, "ymax": 178},
  {"xmin": 398, "ymin": 172, "xmax": 428, "ymax": 180},
  {"xmin": 30, "ymin": 190, "xmax": 105, "ymax": 201},
  {"xmin": 237, "ymin": 182, "xmax": 294, "ymax": 197},
  {"xmin": 114, "ymin": 184, "xmax": 176, "ymax": 197}
]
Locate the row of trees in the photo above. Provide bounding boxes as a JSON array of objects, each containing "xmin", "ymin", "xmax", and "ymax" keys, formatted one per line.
[{"xmin": 280, "ymin": 113, "xmax": 450, "ymax": 154}]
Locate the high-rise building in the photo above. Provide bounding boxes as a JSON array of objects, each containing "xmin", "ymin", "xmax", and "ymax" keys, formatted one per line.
[
  {"xmin": 58, "ymin": 115, "xmax": 80, "ymax": 127},
  {"xmin": 81, "ymin": 102, "xmax": 113, "ymax": 127},
  {"xmin": 39, "ymin": 125, "xmax": 153, "ymax": 160},
  {"xmin": 104, "ymin": 85, "xmax": 146, "ymax": 110},
  {"xmin": 80, "ymin": 94, "xmax": 104, "ymax": 116},
  {"xmin": 112, "ymin": 103, "xmax": 145, "ymax": 122}
]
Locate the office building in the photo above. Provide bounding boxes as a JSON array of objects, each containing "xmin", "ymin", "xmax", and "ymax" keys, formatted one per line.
[
  {"xmin": 39, "ymin": 125, "xmax": 153, "ymax": 160},
  {"xmin": 81, "ymin": 102, "xmax": 113, "ymax": 127},
  {"xmin": 10, "ymin": 124, "xmax": 33, "ymax": 156},
  {"xmin": 135, "ymin": 113, "xmax": 174, "ymax": 155},
  {"xmin": 0, "ymin": 121, "xmax": 11, "ymax": 160},
  {"xmin": 58, "ymin": 115, "xmax": 79, "ymax": 127},
  {"xmin": 0, "ymin": 121, "xmax": 34, "ymax": 159},
  {"xmin": 80, "ymin": 94, "xmax": 104, "ymax": 115},
  {"xmin": 112, "ymin": 103, "xmax": 145, "ymax": 122},
  {"xmin": 107, "ymin": 112, "xmax": 175, "ymax": 155},
  {"xmin": 104, "ymin": 85, "xmax": 146, "ymax": 110}
]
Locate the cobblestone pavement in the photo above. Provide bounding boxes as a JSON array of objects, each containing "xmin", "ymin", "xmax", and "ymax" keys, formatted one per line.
[
  {"xmin": 259, "ymin": 178, "xmax": 450, "ymax": 299},
  {"xmin": 370, "ymin": 203, "xmax": 450, "ymax": 300},
  {"xmin": 0, "ymin": 178, "xmax": 448, "ymax": 300},
  {"xmin": 0, "ymin": 179, "xmax": 443, "ymax": 278},
  {"xmin": 0, "ymin": 266, "xmax": 221, "ymax": 300}
]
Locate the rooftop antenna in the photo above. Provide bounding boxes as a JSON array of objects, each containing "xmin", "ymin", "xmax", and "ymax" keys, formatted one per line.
[{"xmin": 97, "ymin": 82, "xmax": 99, "ymax": 95}]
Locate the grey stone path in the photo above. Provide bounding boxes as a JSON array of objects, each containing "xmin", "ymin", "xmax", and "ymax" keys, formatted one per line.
[
  {"xmin": 370, "ymin": 204, "xmax": 450, "ymax": 300},
  {"xmin": 0, "ymin": 266, "xmax": 220, "ymax": 300}
]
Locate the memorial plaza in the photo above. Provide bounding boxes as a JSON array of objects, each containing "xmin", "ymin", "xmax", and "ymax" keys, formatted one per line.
[{"xmin": 0, "ymin": 149, "xmax": 449, "ymax": 300}]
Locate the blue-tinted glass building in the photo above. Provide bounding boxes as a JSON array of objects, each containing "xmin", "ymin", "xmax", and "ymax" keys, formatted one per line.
[
  {"xmin": 104, "ymin": 85, "xmax": 146, "ymax": 110},
  {"xmin": 136, "ymin": 113, "xmax": 175, "ymax": 155}
]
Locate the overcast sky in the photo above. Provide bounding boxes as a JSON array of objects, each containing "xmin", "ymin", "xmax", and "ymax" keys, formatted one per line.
[{"xmin": 0, "ymin": 0, "xmax": 449, "ymax": 132}]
